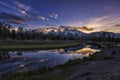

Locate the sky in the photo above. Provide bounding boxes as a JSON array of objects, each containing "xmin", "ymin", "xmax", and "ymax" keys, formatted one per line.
[{"xmin": 0, "ymin": 0, "xmax": 120, "ymax": 33}]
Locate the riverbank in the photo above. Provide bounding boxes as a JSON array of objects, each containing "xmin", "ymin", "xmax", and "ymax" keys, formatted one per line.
[
  {"xmin": 0, "ymin": 40, "xmax": 118, "ymax": 50},
  {"xmin": 0, "ymin": 40, "xmax": 82, "ymax": 50},
  {"xmin": 1, "ymin": 46, "xmax": 120, "ymax": 80}
]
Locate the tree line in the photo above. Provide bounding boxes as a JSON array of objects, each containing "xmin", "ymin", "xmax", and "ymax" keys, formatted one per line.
[
  {"xmin": 0, "ymin": 21, "xmax": 120, "ymax": 42},
  {"xmin": 0, "ymin": 21, "xmax": 46, "ymax": 40},
  {"xmin": 0, "ymin": 21, "xmax": 81, "ymax": 40}
]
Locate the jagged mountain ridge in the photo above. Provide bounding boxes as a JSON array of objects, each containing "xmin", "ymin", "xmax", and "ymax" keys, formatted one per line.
[
  {"xmin": 47, "ymin": 28, "xmax": 87, "ymax": 39},
  {"xmin": 36, "ymin": 25, "xmax": 93, "ymax": 34},
  {"xmin": 35, "ymin": 27, "xmax": 120, "ymax": 39},
  {"xmin": 88, "ymin": 31, "xmax": 120, "ymax": 38}
]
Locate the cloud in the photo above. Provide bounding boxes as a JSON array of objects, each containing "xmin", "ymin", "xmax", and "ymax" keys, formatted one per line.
[
  {"xmin": 85, "ymin": 15, "xmax": 120, "ymax": 33},
  {"xmin": 13, "ymin": 1, "xmax": 31, "ymax": 15},
  {"xmin": 48, "ymin": 13, "xmax": 58, "ymax": 19},
  {"xmin": 0, "ymin": 12, "xmax": 25, "ymax": 24},
  {"xmin": 46, "ymin": 23, "xmax": 56, "ymax": 27},
  {"xmin": 0, "ymin": 1, "xmax": 28, "ymax": 15},
  {"xmin": 13, "ymin": 1, "xmax": 32, "ymax": 15},
  {"xmin": 18, "ymin": 9, "xmax": 27, "ymax": 15},
  {"xmin": 115, "ymin": 24, "xmax": 120, "ymax": 27},
  {"xmin": 86, "ymin": 16, "xmax": 109, "ymax": 28},
  {"xmin": 13, "ymin": 1, "xmax": 49, "ymax": 22},
  {"xmin": 0, "ymin": 1, "xmax": 56, "ymax": 27},
  {"xmin": 13, "ymin": 1, "xmax": 31, "ymax": 11},
  {"xmin": 0, "ymin": 1, "xmax": 16, "ymax": 11},
  {"xmin": 86, "ymin": 15, "xmax": 120, "ymax": 28},
  {"xmin": 80, "ymin": 26, "xmax": 94, "ymax": 31},
  {"xmin": 37, "ymin": 16, "xmax": 47, "ymax": 21}
]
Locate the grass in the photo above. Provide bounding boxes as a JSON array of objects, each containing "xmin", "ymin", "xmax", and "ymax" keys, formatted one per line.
[
  {"xmin": 1, "ymin": 66, "xmax": 75, "ymax": 80},
  {"xmin": 0, "ymin": 40, "xmax": 118, "ymax": 50},
  {"xmin": 0, "ymin": 41, "xmax": 82, "ymax": 50}
]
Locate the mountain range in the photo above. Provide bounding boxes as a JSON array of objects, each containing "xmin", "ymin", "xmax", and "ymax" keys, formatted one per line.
[{"xmin": 33, "ymin": 26, "xmax": 120, "ymax": 40}]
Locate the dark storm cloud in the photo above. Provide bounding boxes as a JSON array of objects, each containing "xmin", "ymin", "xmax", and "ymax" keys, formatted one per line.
[{"xmin": 0, "ymin": 12, "xmax": 25, "ymax": 24}]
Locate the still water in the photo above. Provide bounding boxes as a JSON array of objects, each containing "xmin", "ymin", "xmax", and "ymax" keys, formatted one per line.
[{"xmin": 0, "ymin": 45, "xmax": 101, "ymax": 74}]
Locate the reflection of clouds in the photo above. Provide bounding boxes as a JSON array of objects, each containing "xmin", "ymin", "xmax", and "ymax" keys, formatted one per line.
[
  {"xmin": 37, "ymin": 59, "xmax": 45, "ymax": 62},
  {"xmin": 55, "ymin": 47, "xmax": 101, "ymax": 59},
  {"xmin": 20, "ymin": 64, "xmax": 26, "ymax": 68},
  {"xmin": 0, "ymin": 46, "xmax": 102, "ymax": 73},
  {"xmin": 71, "ymin": 54, "xmax": 84, "ymax": 59},
  {"xmin": 85, "ymin": 45, "xmax": 92, "ymax": 48},
  {"xmin": 75, "ymin": 47, "xmax": 100, "ymax": 54},
  {"xmin": 84, "ymin": 52, "xmax": 93, "ymax": 57},
  {"xmin": 67, "ymin": 50, "xmax": 74, "ymax": 54},
  {"xmin": 57, "ymin": 49, "xmax": 65, "ymax": 54}
]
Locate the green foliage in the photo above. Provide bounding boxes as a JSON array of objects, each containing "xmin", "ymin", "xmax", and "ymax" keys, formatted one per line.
[
  {"xmin": 38, "ymin": 67, "xmax": 54, "ymax": 73},
  {"xmin": 83, "ymin": 52, "xmax": 113, "ymax": 61},
  {"xmin": 1, "ymin": 67, "xmax": 54, "ymax": 80},
  {"xmin": 0, "ymin": 42, "xmax": 81, "ymax": 50},
  {"xmin": 0, "ymin": 22, "xmax": 11, "ymax": 39},
  {"xmin": 63, "ymin": 59, "xmax": 82, "ymax": 67}
]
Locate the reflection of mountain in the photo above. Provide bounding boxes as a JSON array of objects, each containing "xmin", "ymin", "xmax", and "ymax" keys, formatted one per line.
[
  {"xmin": 63, "ymin": 45, "xmax": 101, "ymax": 54},
  {"xmin": 52, "ymin": 45, "xmax": 101, "ymax": 58},
  {"xmin": 64, "ymin": 44, "xmax": 101, "ymax": 52},
  {"xmin": 64, "ymin": 45, "xmax": 84, "ymax": 52},
  {"xmin": 88, "ymin": 31, "xmax": 120, "ymax": 39}
]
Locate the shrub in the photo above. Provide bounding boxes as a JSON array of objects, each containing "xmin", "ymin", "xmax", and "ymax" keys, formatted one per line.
[{"xmin": 38, "ymin": 67, "xmax": 54, "ymax": 73}]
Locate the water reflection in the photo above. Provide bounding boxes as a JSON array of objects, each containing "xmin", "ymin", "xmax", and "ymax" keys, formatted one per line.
[
  {"xmin": 0, "ymin": 51, "xmax": 10, "ymax": 60},
  {"xmin": 17, "ymin": 51, "xmax": 22, "ymax": 56},
  {"xmin": 0, "ymin": 45, "xmax": 101, "ymax": 73}
]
